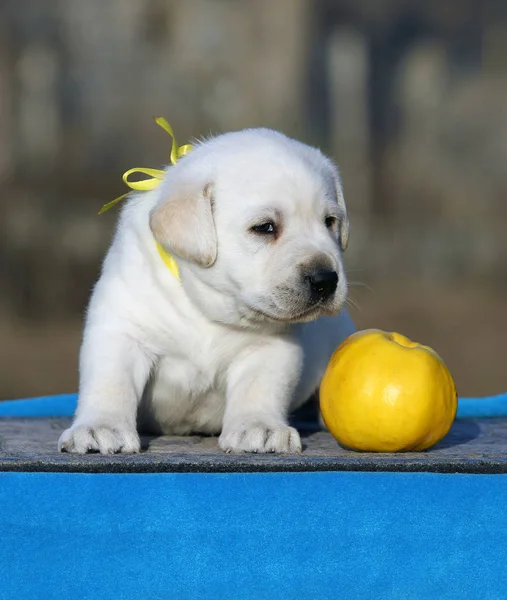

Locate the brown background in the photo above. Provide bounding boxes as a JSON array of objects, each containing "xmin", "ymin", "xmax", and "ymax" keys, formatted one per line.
[{"xmin": 0, "ymin": 0, "xmax": 505, "ymax": 400}]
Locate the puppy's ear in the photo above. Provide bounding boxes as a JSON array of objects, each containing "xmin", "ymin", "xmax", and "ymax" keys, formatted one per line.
[
  {"xmin": 330, "ymin": 167, "xmax": 349, "ymax": 252},
  {"xmin": 339, "ymin": 214, "xmax": 349, "ymax": 252},
  {"xmin": 150, "ymin": 182, "xmax": 217, "ymax": 267}
]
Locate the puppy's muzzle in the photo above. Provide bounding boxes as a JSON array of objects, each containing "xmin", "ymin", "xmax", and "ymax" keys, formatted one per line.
[{"xmin": 306, "ymin": 268, "xmax": 338, "ymax": 302}]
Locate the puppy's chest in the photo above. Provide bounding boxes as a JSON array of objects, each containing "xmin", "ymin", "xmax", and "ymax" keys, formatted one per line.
[{"xmin": 153, "ymin": 326, "xmax": 245, "ymax": 393}]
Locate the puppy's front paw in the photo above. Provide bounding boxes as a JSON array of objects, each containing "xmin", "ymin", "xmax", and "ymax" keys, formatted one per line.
[
  {"xmin": 58, "ymin": 424, "xmax": 140, "ymax": 454},
  {"xmin": 219, "ymin": 421, "xmax": 302, "ymax": 454}
]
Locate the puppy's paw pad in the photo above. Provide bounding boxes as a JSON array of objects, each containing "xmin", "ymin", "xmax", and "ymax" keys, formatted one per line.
[
  {"xmin": 58, "ymin": 425, "xmax": 140, "ymax": 455},
  {"xmin": 219, "ymin": 423, "xmax": 301, "ymax": 454}
]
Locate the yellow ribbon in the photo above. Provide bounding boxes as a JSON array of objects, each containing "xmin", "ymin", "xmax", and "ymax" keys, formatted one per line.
[
  {"xmin": 155, "ymin": 240, "xmax": 180, "ymax": 277},
  {"xmin": 99, "ymin": 117, "xmax": 193, "ymax": 280}
]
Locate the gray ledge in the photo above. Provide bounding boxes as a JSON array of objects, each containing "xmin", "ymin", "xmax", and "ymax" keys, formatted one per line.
[{"xmin": 1, "ymin": 416, "xmax": 506, "ymax": 474}]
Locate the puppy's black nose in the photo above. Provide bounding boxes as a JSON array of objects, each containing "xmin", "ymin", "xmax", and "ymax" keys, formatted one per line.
[{"xmin": 308, "ymin": 269, "xmax": 338, "ymax": 300}]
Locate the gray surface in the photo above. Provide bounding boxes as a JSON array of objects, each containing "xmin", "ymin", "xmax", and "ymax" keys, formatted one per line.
[{"xmin": 1, "ymin": 416, "xmax": 506, "ymax": 473}]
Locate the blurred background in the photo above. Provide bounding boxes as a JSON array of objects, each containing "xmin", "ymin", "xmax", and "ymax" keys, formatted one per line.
[{"xmin": 0, "ymin": 0, "xmax": 505, "ymax": 400}]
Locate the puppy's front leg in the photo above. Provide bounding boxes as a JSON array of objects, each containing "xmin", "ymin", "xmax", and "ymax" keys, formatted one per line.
[
  {"xmin": 219, "ymin": 338, "xmax": 303, "ymax": 454},
  {"xmin": 58, "ymin": 328, "xmax": 153, "ymax": 454}
]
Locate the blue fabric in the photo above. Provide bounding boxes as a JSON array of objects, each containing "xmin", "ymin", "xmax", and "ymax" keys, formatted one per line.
[
  {"xmin": 1, "ymin": 392, "xmax": 507, "ymax": 418},
  {"xmin": 0, "ymin": 393, "xmax": 78, "ymax": 417},
  {"xmin": 456, "ymin": 394, "xmax": 507, "ymax": 418},
  {"xmin": 1, "ymin": 394, "xmax": 507, "ymax": 598},
  {"xmin": 0, "ymin": 471, "xmax": 507, "ymax": 600}
]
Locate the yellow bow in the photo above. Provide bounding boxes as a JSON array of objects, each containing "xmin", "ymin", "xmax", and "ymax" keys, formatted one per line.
[{"xmin": 99, "ymin": 117, "xmax": 193, "ymax": 279}]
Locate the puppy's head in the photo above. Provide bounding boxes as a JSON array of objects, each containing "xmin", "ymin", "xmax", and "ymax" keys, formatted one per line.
[{"xmin": 150, "ymin": 128, "xmax": 349, "ymax": 328}]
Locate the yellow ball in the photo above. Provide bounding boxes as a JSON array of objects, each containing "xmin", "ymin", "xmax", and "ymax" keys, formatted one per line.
[{"xmin": 320, "ymin": 329, "xmax": 458, "ymax": 452}]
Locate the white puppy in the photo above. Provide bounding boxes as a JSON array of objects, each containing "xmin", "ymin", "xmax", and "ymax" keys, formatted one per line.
[{"xmin": 58, "ymin": 128, "xmax": 355, "ymax": 455}]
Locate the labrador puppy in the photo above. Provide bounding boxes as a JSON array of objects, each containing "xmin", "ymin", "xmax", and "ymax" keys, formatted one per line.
[{"xmin": 58, "ymin": 128, "xmax": 355, "ymax": 454}]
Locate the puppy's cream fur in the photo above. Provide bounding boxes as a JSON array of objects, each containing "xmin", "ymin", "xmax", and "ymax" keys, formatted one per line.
[{"xmin": 59, "ymin": 128, "xmax": 355, "ymax": 454}]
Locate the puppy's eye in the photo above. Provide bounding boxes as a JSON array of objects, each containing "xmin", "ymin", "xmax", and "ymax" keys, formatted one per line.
[
  {"xmin": 250, "ymin": 221, "xmax": 277, "ymax": 235},
  {"xmin": 325, "ymin": 216, "xmax": 337, "ymax": 230}
]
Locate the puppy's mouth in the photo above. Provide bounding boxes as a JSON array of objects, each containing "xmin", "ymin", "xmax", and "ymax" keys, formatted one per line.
[{"xmin": 246, "ymin": 300, "xmax": 337, "ymax": 324}]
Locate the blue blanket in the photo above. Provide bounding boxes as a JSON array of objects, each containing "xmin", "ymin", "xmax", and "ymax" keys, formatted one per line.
[
  {"xmin": 1, "ymin": 470, "xmax": 507, "ymax": 600},
  {"xmin": 1, "ymin": 391, "xmax": 507, "ymax": 418},
  {"xmin": 1, "ymin": 393, "xmax": 507, "ymax": 600}
]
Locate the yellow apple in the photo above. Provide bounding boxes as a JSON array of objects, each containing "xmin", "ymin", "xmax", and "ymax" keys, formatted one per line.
[{"xmin": 320, "ymin": 329, "xmax": 458, "ymax": 452}]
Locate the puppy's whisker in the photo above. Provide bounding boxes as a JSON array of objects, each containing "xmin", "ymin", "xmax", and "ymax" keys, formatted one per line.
[
  {"xmin": 345, "ymin": 296, "xmax": 361, "ymax": 312},
  {"xmin": 348, "ymin": 281, "xmax": 375, "ymax": 294}
]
